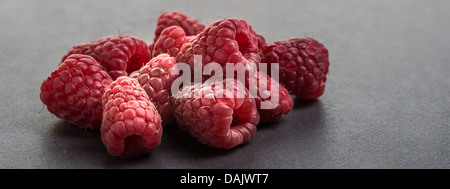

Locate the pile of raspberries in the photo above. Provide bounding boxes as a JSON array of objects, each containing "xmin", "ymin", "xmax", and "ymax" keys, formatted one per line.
[{"xmin": 40, "ymin": 12, "xmax": 330, "ymax": 159}]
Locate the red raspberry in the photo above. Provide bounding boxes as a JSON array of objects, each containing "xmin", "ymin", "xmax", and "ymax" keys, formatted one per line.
[
  {"xmin": 176, "ymin": 18, "xmax": 261, "ymax": 81},
  {"xmin": 255, "ymin": 32, "xmax": 266, "ymax": 51},
  {"xmin": 247, "ymin": 72, "xmax": 294, "ymax": 123},
  {"xmin": 129, "ymin": 54, "xmax": 178, "ymax": 125},
  {"xmin": 151, "ymin": 26, "xmax": 193, "ymax": 58},
  {"xmin": 62, "ymin": 35, "xmax": 150, "ymax": 80},
  {"xmin": 40, "ymin": 54, "xmax": 113, "ymax": 129},
  {"xmin": 261, "ymin": 37, "xmax": 329, "ymax": 100},
  {"xmin": 172, "ymin": 79, "xmax": 260, "ymax": 149},
  {"xmin": 148, "ymin": 42, "xmax": 154, "ymax": 59},
  {"xmin": 154, "ymin": 11, "xmax": 205, "ymax": 42},
  {"xmin": 101, "ymin": 76, "xmax": 162, "ymax": 159}
]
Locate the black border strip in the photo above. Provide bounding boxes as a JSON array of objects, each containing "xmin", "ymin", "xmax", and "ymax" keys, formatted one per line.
[{"xmin": 1, "ymin": 169, "xmax": 447, "ymax": 187}]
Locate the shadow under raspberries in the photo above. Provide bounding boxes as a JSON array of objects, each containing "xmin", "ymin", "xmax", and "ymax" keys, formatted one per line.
[
  {"xmin": 43, "ymin": 120, "xmax": 107, "ymax": 167},
  {"xmin": 257, "ymin": 97, "xmax": 324, "ymax": 130},
  {"xmin": 293, "ymin": 97, "xmax": 323, "ymax": 110},
  {"xmin": 45, "ymin": 119, "xmax": 164, "ymax": 167},
  {"xmin": 162, "ymin": 122, "xmax": 239, "ymax": 159},
  {"xmin": 42, "ymin": 97, "xmax": 327, "ymax": 167}
]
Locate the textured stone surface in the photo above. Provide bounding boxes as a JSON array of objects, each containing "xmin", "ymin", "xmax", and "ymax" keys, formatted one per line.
[{"xmin": 0, "ymin": 0, "xmax": 449, "ymax": 168}]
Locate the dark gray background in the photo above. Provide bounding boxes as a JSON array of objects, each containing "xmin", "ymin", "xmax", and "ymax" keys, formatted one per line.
[{"xmin": 0, "ymin": 0, "xmax": 449, "ymax": 168}]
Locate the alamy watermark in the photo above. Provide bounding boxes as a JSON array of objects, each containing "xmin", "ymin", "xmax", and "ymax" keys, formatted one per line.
[{"xmin": 170, "ymin": 55, "xmax": 280, "ymax": 110}]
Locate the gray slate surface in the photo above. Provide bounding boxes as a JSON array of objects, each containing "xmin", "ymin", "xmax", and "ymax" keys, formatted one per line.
[{"xmin": 0, "ymin": 0, "xmax": 449, "ymax": 168}]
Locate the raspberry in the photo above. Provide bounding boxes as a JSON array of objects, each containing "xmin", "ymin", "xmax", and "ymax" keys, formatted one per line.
[
  {"xmin": 247, "ymin": 72, "xmax": 293, "ymax": 123},
  {"xmin": 176, "ymin": 18, "xmax": 260, "ymax": 81},
  {"xmin": 151, "ymin": 26, "xmax": 192, "ymax": 58},
  {"xmin": 255, "ymin": 32, "xmax": 266, "ymax": 51},
  {"xmin": 261, "ymin": 37, "xmax": 329, "ymax": 100},
  {"xmin": 129, "ymin": 54, "xmax": 178, "ymax": 125},
  {"xmin": 62, "ymin": 35, "xmax": 150, "ymax": 80},
  {"xmin": 172, "ymin": 79, "xmax": 260, "ymax": 149},
  {"xmin": 154, "ymin": 11, "xmax": 205, "ymax": 42},
  {"xmin": 40, "ymin": 54, "xmax": 113, "ymax": 129},
  {"xmin": 101, "ymin": 76, "xmax": 162, "ymax": 159},
  {"xmin": 148, "ymin": 42, "xmax": 154, "ymax": 59}
]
